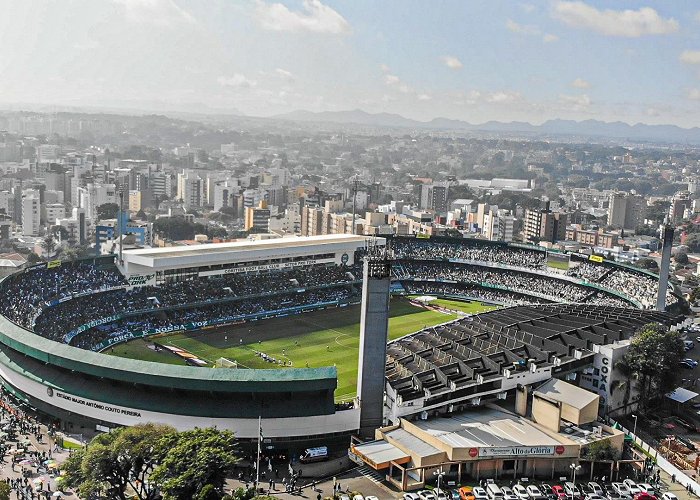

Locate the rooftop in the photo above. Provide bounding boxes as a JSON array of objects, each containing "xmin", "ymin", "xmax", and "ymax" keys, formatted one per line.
[
  {"xmin": 535, "ymin": 378, "xmax": 599, "ymax": 410},
  {"xmin": 410, "ymin": 407, "xmax": 566, "ymax": 449}
]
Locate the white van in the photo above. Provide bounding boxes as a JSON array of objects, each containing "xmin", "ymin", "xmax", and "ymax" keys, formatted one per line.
[
  {"xmin": 487, "ymin": 483, "xmax": 504, "ymax": 500},
  {"xmin": 300, "ymin": 446, "xmax": 328, "ymax": 463}
]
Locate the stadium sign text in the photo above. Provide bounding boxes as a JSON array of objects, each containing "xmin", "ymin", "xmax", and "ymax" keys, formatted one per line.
[
  {"xmin": 54, "ymin": 391, "xmax": 142, "ymax": 418},
  {"xmin": 477, "ymin": 446, "xmax": 557, "ymax": 458},
  {"xmin": 199, "ymin": 258, "xmax": 334, "ymax": 277},
  {"xmin": 64, "ymin": 314, "xmax": 122, "ymax": 343}
]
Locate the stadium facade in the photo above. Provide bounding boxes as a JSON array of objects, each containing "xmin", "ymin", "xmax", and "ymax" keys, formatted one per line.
[{"xmin": 0, "ymin": 234, "xmax": 684, "ymax": 457}]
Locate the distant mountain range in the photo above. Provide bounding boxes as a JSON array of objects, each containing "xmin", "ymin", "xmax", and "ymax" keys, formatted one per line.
[{"xmin": 272, "ymin": 109, "xmax": 700, "ymax": 144}]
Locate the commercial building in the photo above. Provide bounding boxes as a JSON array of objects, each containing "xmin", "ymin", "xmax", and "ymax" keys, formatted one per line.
[
  {"xmin": 565, "ymin": 226, "xmax": 618, "ymax": 249},
  {"xmin": 352, "ymin": 382, "xmax": 623, "ymax": 491}
]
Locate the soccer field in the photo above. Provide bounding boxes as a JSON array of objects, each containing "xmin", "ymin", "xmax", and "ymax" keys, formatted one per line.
[{"xmin": 109, "ymin": 297, "xmax": 494, "ymax": 400}]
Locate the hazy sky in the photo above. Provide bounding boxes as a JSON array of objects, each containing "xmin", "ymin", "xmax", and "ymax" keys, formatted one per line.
[{"xmin": 1, "ymin": 0, "xmax": 700, "ymax": 126}]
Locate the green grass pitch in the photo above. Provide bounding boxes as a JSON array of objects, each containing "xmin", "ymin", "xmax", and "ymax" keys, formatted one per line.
[{"xmin": 109, "ymin": 296, "xmax": 497, "ymax": 400}]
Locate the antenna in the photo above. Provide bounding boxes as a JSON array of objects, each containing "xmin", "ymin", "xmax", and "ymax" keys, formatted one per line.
[
  {"xmin": 351, "ymin": 178, "xmax": 358, "ymax": 235},
  {"xmin": 118, "ymin": 190, "xmax": 124, "ymax": 266}
]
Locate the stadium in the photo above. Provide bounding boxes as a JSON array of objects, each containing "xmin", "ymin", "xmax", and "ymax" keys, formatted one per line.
[{"xmin": 0, "ymin": 234, "xmax": 684, "ymax": 457}]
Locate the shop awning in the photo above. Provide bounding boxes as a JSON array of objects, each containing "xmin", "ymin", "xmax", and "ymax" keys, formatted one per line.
[
  {"xmin": 666, "ymin": 387, "xmax": 699, "ymax": 404},
  {"xmin": 351, "ymin": 440, "xmax": 410, "ymax": 470}
]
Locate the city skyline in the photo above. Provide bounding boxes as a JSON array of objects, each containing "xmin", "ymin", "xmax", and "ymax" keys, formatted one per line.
[{"xmin": 1, "ymin": 1, "xmax": 700, "ymax": 127}]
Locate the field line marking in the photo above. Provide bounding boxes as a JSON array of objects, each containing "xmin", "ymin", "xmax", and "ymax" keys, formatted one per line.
[{"xmin": 334, "ymin": 334, "xmax": 358, "ymax": 349}]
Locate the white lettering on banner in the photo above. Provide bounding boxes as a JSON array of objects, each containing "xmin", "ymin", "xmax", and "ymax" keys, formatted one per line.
[
  {"xmin": 198, "ymin": 258, "xmax": 334, "ymax": 277},
  {"xmin": 127, "ymin": 274, "xmax": 155, "ymax": 287},
  {"xmin": 478, "ymin": 446, "xmax": 555, "ymax": 457}
]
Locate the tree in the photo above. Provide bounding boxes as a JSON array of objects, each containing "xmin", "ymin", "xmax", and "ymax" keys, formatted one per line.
[
  {"xmin": 0, "ymin": 482, "xmax": 10, "ymax": 500},
  {"xmin": 151, "ymin": 427, "xmax": 239, "ymax": 500},
  {"xmin": 635, "ymin": 258, "xmax": 658, "ymax": 271},
  {"xmin": 26, "ymin": 253, "xmax": 43, "ymax": 264},
  {"xmin": 63, "ymin": 423, "xmax": 176, "ymax": 500},
  {"xmin": 40, "ymin": 233, "xmax": 57, "ymax": 258},
  {"xmin": 675, "ymin": 252, "xmax": 689, "ymax": 265},
  {"xmin": 622, "ymin": 323, "xmax": 684, "ymax": 409},
  {"xmin": 153, "ymin": 216, "xmax": 196, "ymax": 241},
  {"xmin": 97, "ymin": 202, "xmax": 120, "ymax": 221},
  {"xmin": 685, "ymin": 233, "xmax": 700, "ymax": 253},
  {"xmin": 583, "ymin": 439, "xmax": 620, "ymax": 461},
  {"xmin": 51, "ymin": 225, "xmax": 70, "ymax": 242}
]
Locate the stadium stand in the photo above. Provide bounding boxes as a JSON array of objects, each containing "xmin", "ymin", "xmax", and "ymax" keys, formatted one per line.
[{"xmin": 0, "ymin": 237, "xmax": 680, "ymax": 353}]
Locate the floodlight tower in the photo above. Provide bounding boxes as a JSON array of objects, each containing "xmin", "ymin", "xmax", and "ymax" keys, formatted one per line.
[
  {"xmin": 357, "ymin": 240, "xmax": 391, "ymax": 438},
  {"xmin": 656, "ymin": 224, "xmax": 674, "ymax": 312}
]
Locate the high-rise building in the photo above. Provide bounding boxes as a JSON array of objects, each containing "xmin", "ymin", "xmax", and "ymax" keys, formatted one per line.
[
  {"xmin": 482, "ymin": 209, "xmax": 515, "ymax": 242},
  {"xmin": 524, "ymin": 202, "xmax": 567, "ymax": 243},
  {"xmin": 21, "ymin": 190, "xmax": 41, "ymax": 236},
  {"xmin": 244, "ymin": 201, "xmax": 271, "ymax": 232},
  {"xmin": 669, "ymin": 194, "xmax": 691, "ymax": 224},
  {"xmin": 608, "ymin": 192, "xmax": 644, "ymax": 229},
  {"xmin": 417, "ymin": 182, "xmax": 449, "ymax": 213},
  {"xmin": 177, "ymin": 171, "xmax": 204, "ymax": 209}
]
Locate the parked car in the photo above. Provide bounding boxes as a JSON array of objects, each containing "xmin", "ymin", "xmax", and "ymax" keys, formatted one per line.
[
  {"xmin": 564, "ymin": 482, "xmax": 581, "ymax": 499},
  {"xmin": 551, "ymin": 485, "xmax": 567, "ymax": 499},
  {"xmin": 449, "ymin": 491, "xmax": 461, "ymax": 500},
  {"xmin": 433, "ymin": 490, "xmax": 449, "ymax": 500},
  {"xmin": 636, "ymin": 484, "xmax": 655, "ymax": 496},
  {"xmin": 527, "ymin": 485, "xmax": 544, "ymax": 500},
  {"xmin": 473, "ymin": 488, "xmax": 489, "ymax": 500},
  {"xmin": 661, "ymin": 493, "xmax": 678, "ymax": 500},
  {"xmin": 611, "ymin": 483, "xmax": 631, "ymax": 497},
  {"xmin": 588, "ymin": 483, "xmax": 604, "ymax": 496},
  {"xmin": 540, "ymin": 484, "xmax": 557, "ymax": 500},
  {"xmin": 683, "ymin": 358, "xmax": 698, "ymax": 367},
  {"xmin": 633, "ymin": 493, "xmax": 656, "ymax": 500},
  {"xmin": 418, "ymin": 491, "xmax": 437, "ymax": 500},
  {"xmin": 622, "ymin": 481, "xmax": 641, "ymax": 495},
  {"xmin": 404, "ymin": 494, "xmax": 421, "ymax": 500},
  {"xmin": 502, "ymin": 487, "xmax": 519, "ymax": 500},
  {"xmin": 459, "ymin": 487, "xmax": 475, "ymax": 500},
  {"xmin": 513, "ymin": 485, "xmax": 530, "ymax": 500},
  {"xmin": 366, "ymin": 497, "xmax": 379, "ymax": 500},
  {"xmin": 353, "ymin": 495, "xmax": 365, "ymax": 500},
  {"xmin": 585, "ymin": 495, "xmax": 605, "ymax": 500}
]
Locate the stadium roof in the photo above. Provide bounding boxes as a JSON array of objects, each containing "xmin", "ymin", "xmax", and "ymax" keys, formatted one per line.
[
  {"xmin": 387, "ymin": 304, "xmax": 671, "ymax": 406},
  {"xmin": 124, "ymin": 234, "xmax": 372, "ymax": 259},
  {"xmin": 121, "ymin": 234, "xmax": 379, "ymax": 274}
]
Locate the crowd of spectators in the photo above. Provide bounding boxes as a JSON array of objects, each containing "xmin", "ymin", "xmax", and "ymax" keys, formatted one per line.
[
  {"xmin": 566, "ymin": 262, "xmax": 610, "ymax": 282},
  {"xmin": 0, "ymin": 261, "xmax": 126, "ymax": 327},
  {"xmin": 394, "ymin": 261, "xmax": 593, "ymax": 302},
  {"xmin": 584, "ymin": 291, "xmax": 632, "ymax": 308},
  {"xmin": 31, "ymin": 265, "xmax": 361, "ymax": 343},
  {"xmin": 400, "ymin": 281, "xmax": 538, "ymax": 306},
  {"xmin": 72, "ymin": 288, "xmax": 355, "ymax": 351},
  {"xmin": 601, "ymin": 268, "xmax": 677, "ymax": 308},
  {"xmin": 392, "ymin": 240, "xmax": 546, "ymax": 268},
  {"xmin": 0, "ymin": 243, "xmax": 672, "ymax": 353}
]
